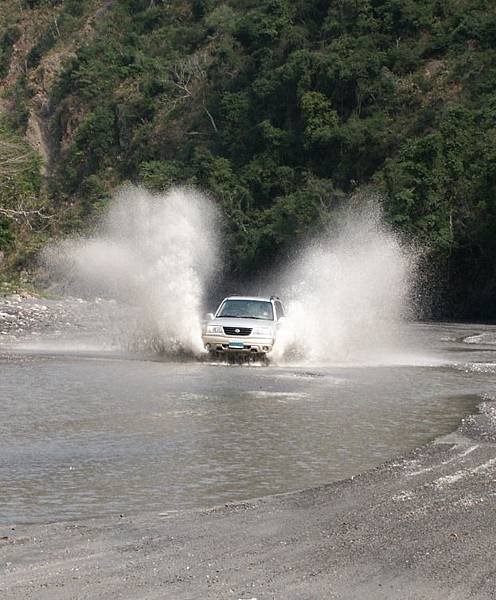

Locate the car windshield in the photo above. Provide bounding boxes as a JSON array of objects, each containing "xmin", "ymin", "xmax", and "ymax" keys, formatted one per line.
[{"xmin": 217, "ymin": 300, "xmax": 274, "ymax": 321}]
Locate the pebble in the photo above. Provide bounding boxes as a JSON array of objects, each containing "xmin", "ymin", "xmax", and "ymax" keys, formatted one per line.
[{"xmin": 0, "ymin": 294, "xmax": 118, "ymax": 344}]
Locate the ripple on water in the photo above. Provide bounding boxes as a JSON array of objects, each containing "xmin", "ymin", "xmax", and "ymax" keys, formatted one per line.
[
  {"xmin": 463, "ymin": 332, "xmax": 496, "ymax": 345},
  {"xmin": 274, "ymin": 371, "xmax": 348, "ymax": 384},
  {"xmin": 456, "ymin": 362, "xmax": 496, "ymax": 374},
  {"xmin": 245, "ymin": 391, "xmax": 310, "ymax": 401}
]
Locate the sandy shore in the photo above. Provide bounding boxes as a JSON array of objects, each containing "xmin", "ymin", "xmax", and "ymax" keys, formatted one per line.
[{"xmin": 1, "ymin": 397, "xmax": 495, "ymax": 599}]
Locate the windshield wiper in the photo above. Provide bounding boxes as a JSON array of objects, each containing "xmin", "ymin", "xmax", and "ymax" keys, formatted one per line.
[{"xmin": 218, "ymin": 315, "xmax": 268, "ymax": 320}]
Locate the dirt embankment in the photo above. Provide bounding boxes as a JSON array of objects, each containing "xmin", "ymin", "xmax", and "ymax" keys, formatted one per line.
[{"xmin": 0, "ymin": 1, "xmax": 116, "ymax": 177}]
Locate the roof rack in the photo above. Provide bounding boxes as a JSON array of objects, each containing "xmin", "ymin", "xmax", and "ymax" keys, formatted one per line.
[{"xmin": 270, "ymin": 295, "xmax": 280, "ymax": 301}]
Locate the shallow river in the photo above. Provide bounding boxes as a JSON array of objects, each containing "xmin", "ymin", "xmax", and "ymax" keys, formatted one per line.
[{"xmin": 1, "ymin": 319, "xmax": 496, "ymax": 524}]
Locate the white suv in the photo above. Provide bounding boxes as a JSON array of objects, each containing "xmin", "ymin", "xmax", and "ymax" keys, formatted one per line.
[{"xmin": 202, "ymin": 296, "xmax": 285, "ymax": 358}]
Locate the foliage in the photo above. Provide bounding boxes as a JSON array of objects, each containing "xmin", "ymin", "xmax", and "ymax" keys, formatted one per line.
[
  {"xmin": 0, "ymin": 0, "xmax": 496, "ymax": 316},
  {"xmin": 0, "ymin": 121, "xmax": 49, "ymax": 267},
  {"xmin": 0, "ymin": 23, "xmax": 20, "ymax": 77}
]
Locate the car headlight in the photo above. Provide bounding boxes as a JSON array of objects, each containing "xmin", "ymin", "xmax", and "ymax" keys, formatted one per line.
[
  {"xmin": 251, "ymin": 326, "xmax": 273, "ymax": 337},
  {"xmin": 206, "ymin": 325, "xmax": 223, "ymax": 334}
]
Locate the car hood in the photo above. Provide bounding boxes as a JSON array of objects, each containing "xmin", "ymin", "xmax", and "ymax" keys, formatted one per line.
[{"xmin": 209, "ymin": 318, "xmax": 274, "ymax": 329}]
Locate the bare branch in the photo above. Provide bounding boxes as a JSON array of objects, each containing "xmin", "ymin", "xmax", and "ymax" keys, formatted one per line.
[
  {"xmin": 202, "ymin": 100, "xmax": 218, "ymax": 133},
  {"xmin": 0, "ymin": 139, "xmax": 35, "ymax": 176},
  {"xmin": 171, "ymin": 63, "xmax": 193, "ymax": 97},
  {"xmin": 170, "ymin": 52, "xmax": 220, "ymax": 134},
  {"xmin": 171, "ymin": 51, "xmax": 210, "ymax": 99},
  {"xmin": 0, "ymin": 207, "xmax": 53, "ymax": 230}
]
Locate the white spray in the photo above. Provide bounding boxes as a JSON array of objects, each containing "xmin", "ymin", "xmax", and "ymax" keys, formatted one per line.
[
  {"xmin": 44, "ymin": 186, "xmax": 219, "ymax": 355},
  {"xmin": 273, "ymin": 202, "xmax": 416, "ymax": 364}
]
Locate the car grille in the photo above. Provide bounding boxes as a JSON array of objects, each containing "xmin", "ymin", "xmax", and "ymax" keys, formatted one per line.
[{"xmin": 223, "ymin": 326, "xmax": 252, "ymax": 336}]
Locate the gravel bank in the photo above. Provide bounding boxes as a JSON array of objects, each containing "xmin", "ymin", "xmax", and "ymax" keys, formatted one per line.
[
  {"xmin": 0, "ymin": 294, "xmax": 95, "ymax": 342},
  {"xmin": 1, "ymin": 398, "xmax": 495, "ymax": 599},
  {"xmin": 0, "ymin": 294, "xmax": 130, "ymax": 350}
]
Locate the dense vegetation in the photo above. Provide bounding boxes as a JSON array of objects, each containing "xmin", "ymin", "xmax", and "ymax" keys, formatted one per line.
[{"xmin": 0, "ymin": 0, "xmax": 495, "ymax": 318}]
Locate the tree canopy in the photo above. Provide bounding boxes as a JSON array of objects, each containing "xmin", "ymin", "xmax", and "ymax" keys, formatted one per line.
[{"xmin": 1, "ymin": 0, "xmax": 496, "ymax": 317}]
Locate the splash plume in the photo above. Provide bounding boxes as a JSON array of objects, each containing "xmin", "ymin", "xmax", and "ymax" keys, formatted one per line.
[
  {"xmin": 273, "ymin": 201, "xmax": 416, "ymax": 364},
  {"xmin": 43, "ymin": 186, "xmax": 219, "ymax": 354}
]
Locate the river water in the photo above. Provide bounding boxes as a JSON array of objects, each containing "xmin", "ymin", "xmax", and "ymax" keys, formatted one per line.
[{"xmin": 1, "ymin": 308, "xmax": 496, "ymax": 524}]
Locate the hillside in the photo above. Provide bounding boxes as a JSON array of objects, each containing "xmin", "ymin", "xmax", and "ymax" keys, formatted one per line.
[{"xmin": 0, "ymin": 0, "xmax": 495, "ymax": 319}]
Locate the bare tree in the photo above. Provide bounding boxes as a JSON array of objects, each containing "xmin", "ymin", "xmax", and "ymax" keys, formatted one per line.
[
  {"xmin": 0, "ymin": 139, "xmax": 35, "ymax": 176},
  {"xmin": 0, "ymin": 206, "xmax": 52, "ymax": 228},
  {"xmin": 171, "ymin": 51, "xmax": 218, "ymax": 133},
  {"xmin": 0, "ymin": 138, "xmax": 52, "ymax": 228}
]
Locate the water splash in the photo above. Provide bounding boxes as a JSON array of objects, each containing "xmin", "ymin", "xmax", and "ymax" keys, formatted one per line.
[
  {"xmin": 273, "ymin": 201, "xmax": 417, "ymax": 364},
  {"xmin": 43, "ymin": 186, "xmax": 219, "ymax": 355},
  {"xmin": 41, "ymin": 189, "xmax": 417, "ymax": 363}
]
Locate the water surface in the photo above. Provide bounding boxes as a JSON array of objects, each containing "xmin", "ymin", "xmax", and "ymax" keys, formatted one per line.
[{"xmin": 1, "ymin": 322, "xmax": 496, "ymax": 524}]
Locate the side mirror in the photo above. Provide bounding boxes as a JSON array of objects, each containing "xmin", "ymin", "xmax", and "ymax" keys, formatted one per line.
[
  {"xmin": 206, "ymin": 313, "xmax": 214, "ymax": 321},
  {"xmin": 278, "ymin": 316, "xmax": 286, "ymax": 323}
]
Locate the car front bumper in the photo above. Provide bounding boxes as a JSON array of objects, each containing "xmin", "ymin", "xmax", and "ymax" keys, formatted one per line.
[{"xmin": 201, "ymin": 333, "xmax": 274, "ymax": 354}]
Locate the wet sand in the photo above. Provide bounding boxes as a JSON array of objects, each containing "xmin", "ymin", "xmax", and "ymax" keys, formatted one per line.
[{"xmin": 1, "ymin": 399, "xmax": 495, "ymax": 600}]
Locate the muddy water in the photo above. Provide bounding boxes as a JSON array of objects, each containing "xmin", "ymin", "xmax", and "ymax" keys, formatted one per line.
[{"xmin": 1, "ymin": 322, "xmax": 496, "ymax": 524}]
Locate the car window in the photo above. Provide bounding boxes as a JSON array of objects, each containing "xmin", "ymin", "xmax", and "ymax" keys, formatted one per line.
[{"xmin": 217, "ymin": 300, "xmax": 274, "ymax": 320}]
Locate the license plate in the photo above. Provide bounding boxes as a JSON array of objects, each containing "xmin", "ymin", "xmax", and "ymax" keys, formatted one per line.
[{"xmin": 229, "ymin": 342, "xmax": 245, "ymax": 349}]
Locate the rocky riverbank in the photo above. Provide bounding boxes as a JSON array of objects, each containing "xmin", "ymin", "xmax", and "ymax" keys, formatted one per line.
[
  {"xmin": 0, "ymin": 293, "xmax": 72, "ymax": 342},
  {"xmin": 0, "ymin": 293, "xmax": 127, "ymax": 349},
  {"xmin": 1, "ymin": 398, "xmax": 495, "ymax": 599}
]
